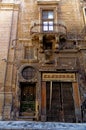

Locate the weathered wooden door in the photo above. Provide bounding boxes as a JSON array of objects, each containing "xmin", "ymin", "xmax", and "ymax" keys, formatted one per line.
[
  {"xmin": 61, "ymin": 82, "xmax": 76, "ymax": 122},
  {"xmin": 20, "ymin": 83, "xmax": 36, "ymax": 116},
  {"xmin": 46, "ymin": 82, "xmax": 76, "ymax": 122},
  {"xmin": 46, "ymin": 82, "xmax": 61, "ymax": 121}
]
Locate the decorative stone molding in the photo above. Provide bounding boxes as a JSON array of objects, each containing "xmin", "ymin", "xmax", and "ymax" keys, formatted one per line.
[
  {"xmin": 2, "ymin": 0, "xmax": 20, "ymax": 4},
  {"xmin": 18, "ymin": 64, "xmax": 37, "ymax": 83},
  {"xmin": 0, "ymin": 2, "xmax": 20, "ymax": 10},
  {"xmin": 55, "ymin": 35, "xmax": 60, "ymax": 49},
  {"xmin": 37, "ymin": 0, "xmax": 60, "ymax": 5}
]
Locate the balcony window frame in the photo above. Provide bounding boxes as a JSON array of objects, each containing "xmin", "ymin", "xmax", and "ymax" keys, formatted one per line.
[
  {"xmin": 39, "ymin": 6, "xmax": 57, "ymax": 32},
  {"xmin": 42, "ymin": 10, "xmax": 54, "ymax": 32}
]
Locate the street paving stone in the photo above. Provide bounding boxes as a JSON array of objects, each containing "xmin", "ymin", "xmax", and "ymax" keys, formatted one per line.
[{"xmin": 0, "ymin": 121, "xmax": 85, "ymax": 130}]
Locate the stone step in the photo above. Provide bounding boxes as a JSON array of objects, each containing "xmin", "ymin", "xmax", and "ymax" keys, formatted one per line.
[{"xmin": 18, "ymin": 116, "xmax": 36, "ymax": 121}]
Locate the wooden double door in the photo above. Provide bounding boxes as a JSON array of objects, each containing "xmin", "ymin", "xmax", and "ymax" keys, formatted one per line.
[{"xmin": 42, "ymin": 82, "xmax": 76, "ymax": 122}]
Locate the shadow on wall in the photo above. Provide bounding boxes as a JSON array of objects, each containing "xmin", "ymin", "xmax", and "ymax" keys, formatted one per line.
[{"xmin": 81, "ymin": 99, "xmax": 86, "ymax": 122}]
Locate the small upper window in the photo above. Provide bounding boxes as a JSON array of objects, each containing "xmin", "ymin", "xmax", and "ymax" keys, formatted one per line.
[
  {"xmin": 42, "ymin": 10, "xmax": 54, "ymax": 31},
  {"xmin": 24, "ymin": 47, "xmax": 34, "ymax": 59}
]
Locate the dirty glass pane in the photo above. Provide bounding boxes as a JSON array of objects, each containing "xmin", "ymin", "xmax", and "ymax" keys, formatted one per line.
[
  {"xmin": 48, "ymin": 11, "xmax": 54, "ymax": 19},
  {"xmin": 42, "ymin": 11, "xmax": 48, "ymax": 19},
  {"xmin": 42, "ymin": 11, "xmax": 53, "ymax": 19},
  {"xmin": 49, "ymin": 26, "xmax": 53, "ymax": 31},
  {"xmin": 49, "ymin": 21, "xmax": 53, "ymax": 31},
  {"xmin": 43, "ymin": 21, "xmax": 48, "ymax": 31}
]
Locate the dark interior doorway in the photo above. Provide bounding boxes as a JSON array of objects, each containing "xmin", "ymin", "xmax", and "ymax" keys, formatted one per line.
[{"xmin": 46, "ymin": 82, "xmax": 76, "ymax": 122}]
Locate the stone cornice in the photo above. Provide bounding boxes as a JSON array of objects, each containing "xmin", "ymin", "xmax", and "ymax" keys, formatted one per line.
[
  {"xmin": 37, "ymin": 0, "xmax": 60, "ymax": 5},
  {"xmin": 0, "ymin": 3, "xmax": 20, "ymax": 10}
]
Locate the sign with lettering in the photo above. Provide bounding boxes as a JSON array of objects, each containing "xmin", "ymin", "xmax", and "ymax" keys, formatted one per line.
[{"xmin": 42, "ymin": 73, "xmax": 76, "ymax": 81}]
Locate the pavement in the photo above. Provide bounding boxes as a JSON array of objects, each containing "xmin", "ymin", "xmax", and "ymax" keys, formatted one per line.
[{"xmin": 0, "ymin": 121, "xmax": 86, "ymax": 130}]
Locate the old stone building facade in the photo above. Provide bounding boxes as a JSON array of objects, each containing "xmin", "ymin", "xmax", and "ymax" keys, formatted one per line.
[{"xmin": 0, "ymin": 0, "xmax": 86, "ymax": 122}]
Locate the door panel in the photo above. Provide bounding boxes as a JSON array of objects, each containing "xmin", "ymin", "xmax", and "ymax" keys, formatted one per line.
[
  {"xmin": 62, "ymin": 83, "xmax": 76, "ymax": 122},
  {"xmin": 52, "ymin": 82, "xmax": 61, "ymax": 121},
  {"xmin": 46, "ymin": 82, "xmax": 76, "ymax": 122},
  {"xmin": 46, "ymin": 82, "xmax": 61, "ymax": 121}
]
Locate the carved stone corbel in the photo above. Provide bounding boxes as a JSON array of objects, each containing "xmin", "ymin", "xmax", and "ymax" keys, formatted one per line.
[
  {"xmin": 55, "ymin": 35, "xmax": 59, "ymax": 49},
  {"xmin": 39, "ymin": 34, "xmax": 43, "ymax": 52}
]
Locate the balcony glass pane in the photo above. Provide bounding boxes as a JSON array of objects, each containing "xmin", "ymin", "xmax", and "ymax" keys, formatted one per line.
[
  {"xmin": 43, "ymin": 21, "xmax": 48, "ymax": 25},
  {"xmin": 43, "ymin": 22, "xmax": 48, "ymax": 31},
  {"xmin": 49, "ymin": 21, "xmax": 53, "ymax": 25},
  {"xmin": 49, "ymin": 21, "xmax": 53, "ymax": 31},
  {"xmin": 48, "ymin": 11, "xmax": 53, "ymax": 19},
  {"xmin": 42, "ymin": 11, "xmax": 53, "ymax": 19},
  {"xmin": 49, "ymin": 26, "xmax": 53, "ymax": 31},
  {"xmin": 43, "ymin": 26, "xmax": 48, "ymax": 31},
  {"xmin": 42, "ymin": 11, "xmax": 48, "ymax": 19},
  {"xmin": 43, "ymin": 21, "xmax": 54, "ymax": 31}
]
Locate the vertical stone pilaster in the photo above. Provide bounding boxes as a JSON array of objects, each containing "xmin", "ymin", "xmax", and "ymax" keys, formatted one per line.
[
  {"xmin": 73, "ymin": 82, "xmax": 81, "ymax": 122},
  {"xmin": 0, "ymin": 93, "xmax": 4, "ymax": 120},
  {"xmin": 41, "ymin": 81, "xmax": 46, "ymax": 121}
]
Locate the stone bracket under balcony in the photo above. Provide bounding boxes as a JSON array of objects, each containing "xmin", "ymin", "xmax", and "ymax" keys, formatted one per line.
[{"xmin": 30, "ymin": 23, "xmax": 67, "ymax": 53}]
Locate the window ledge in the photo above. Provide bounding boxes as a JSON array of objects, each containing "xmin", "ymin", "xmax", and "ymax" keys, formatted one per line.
[
  {"xmin": 37, "ymin": 0, "xmax": 60, "ymax": 5},
  {"xmin": 20, "ymin": 59, "xmax": 39, "ymax": 63}
]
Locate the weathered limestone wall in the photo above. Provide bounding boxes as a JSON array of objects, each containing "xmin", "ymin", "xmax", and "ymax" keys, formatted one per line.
[
  {"xmin": 61, "ymin": 0, "xmax": 84, "ymax": 36},
  {"xmin": 0, "ymin": 1, "xmax": 20, "ymax": 119},
  {"xmin": 0, "ymin": 0, "xmax": 86, "ymax": 121},
  {"xmin": 18, "ymin": 0, "xmax": 84, "ymax": 40},
  {"xmin": 0, "ymin": 9, "xmax": 14, "ymax": 120},
  {"xmin": 0, "ymin": 10, "xmax": 13, "ymax": 90}
]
